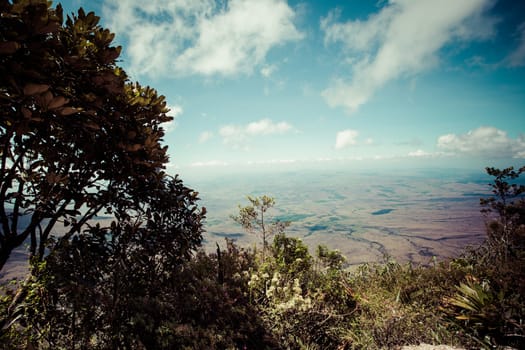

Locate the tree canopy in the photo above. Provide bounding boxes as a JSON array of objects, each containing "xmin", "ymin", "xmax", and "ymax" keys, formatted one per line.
[
  {"xmin": 231, "ymin": 195, "xmax": 290, "ymax": 257},
  {"xmin": 8, "ymin": 175, "xmax": 205, "ymax": 348},
  {"xmin": 480, "ymin": 166, "xmax": 525, "ymax": 261},
  {"xmin": 0, "ymin": 0, "xmax": 178, "ymax": 270},
  {"xmin": 0, "ymin": 1, "xmax": 206, "ymax": 345}
]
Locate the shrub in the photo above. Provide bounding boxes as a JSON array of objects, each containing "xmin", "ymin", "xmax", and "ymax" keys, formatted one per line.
[{"xmin": 343, "ymin": 258, "xmax": 468, "ymax": 349}]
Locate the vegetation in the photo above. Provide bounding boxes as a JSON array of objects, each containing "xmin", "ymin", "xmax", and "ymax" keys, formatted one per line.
[
  {"xmin": 231, "ymin": 195, "xmax": 290, "ymax": 258},
  {"xmin": 444, "ymin": 166, "xmax": 525, "ymax": 348},
  {"xmin": 2, "ymin": 169, "xmax": 517, "ymax": 349},
  {"xmin": 1, "ymin": 1, "xmax": 524, "ymax": 349},
  {"xmin": 0, "ymin": 0, "xmax": 173, "ymax": 270},
  {"xmin": 0, "ymin": 1, "xmax": 206, "ymax": 348}
]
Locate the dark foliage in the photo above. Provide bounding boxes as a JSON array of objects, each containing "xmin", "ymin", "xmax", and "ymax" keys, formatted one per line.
[
  {"xmin": 0, "ymin": 0, "xmax": 171, "ymax": 270},
  {"xmin": 0, "ymin": 1, "xmax": 208, "ymax": 347},
  {"xmin": 445, "ymin": 165, "xmax": 525, "ymax": 348},
  {"xmin": 2, "ymin": 176, "xmax": 205, "ymax": 349}
]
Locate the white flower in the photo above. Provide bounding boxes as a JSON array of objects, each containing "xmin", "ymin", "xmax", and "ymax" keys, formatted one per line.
[
  {"xmin": 271, "ymin": 272, "xmax": 281, "ymax": 285},
  {"xmin": 292, "ymin": 279, "xmax": 302, "ymax": 295},
  {"xmin": 266, "ymin": 285, "xmax": 276, "ymax": 298}
]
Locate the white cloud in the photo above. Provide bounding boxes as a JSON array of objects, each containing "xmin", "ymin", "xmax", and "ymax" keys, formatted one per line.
[
  {"xmin": 163, "ymin": 104, "xmax": 183, "ymax": 132},
  {"xmin": 321, "ymin": 0, "xmax": 496, "ymax": 113},
  {"xmin": 168, "ymin": 104, "xmax": 183, "ymax": 118},
  {"xmin": 247, "ymin": 159, "xmax": 297, "ymax": 165},
  {"xmin": 190, "ymin": 160, "xmax": 229, "ymax": 167},
  {"xmin": 245, "ymin": 118, "xmax": 291, "ymax": 135},
  {"xmin": 219, "ymin": 118, "xmax": 293, "ymax": 148},
  {"xmin": 218, "ymin": 124, "xmax": 246, "ymax": 148},
  {"xmin": 437, "ymin": 126, "xmax": 525, "ymax": 158},
  {"xmin": 103, "ymin": 0, "xmax": 302, "ymax": 78},
  {"xmin": 505, "ymin": 23, "xmax": 525, "ymax": 67},
  {"xmin": 166, "ymin": 162, "xmax": 180, "ymax": 169},
  {"xmin": 198, "ymin": 131, "xmax": 213, "ymax": 143},
  {"xmin": 260, "ymin": 64, "xmax": 277, "ymax": 78},
  {"xmin": 408, "ymin": 149, "xmax": 432, "ymax": 157},
  {"xmin": 335, "ymin": 129, "xmax": 359, "ymax": 150}
]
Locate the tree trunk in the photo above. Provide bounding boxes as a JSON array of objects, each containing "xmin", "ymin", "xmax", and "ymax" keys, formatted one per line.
[
  {"xmin": 0, "ymin": 245, "xmax": 12, "ymax": 273},
  {"xmin": 0, "ymin": 232, "xmax": 30, "ymax": 272}
]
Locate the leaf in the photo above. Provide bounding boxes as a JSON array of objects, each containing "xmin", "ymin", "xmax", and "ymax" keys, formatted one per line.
[
  {"xmin": 0, "ymin": 41, "xmax": 20, "ymax": 55},
  {"xmin": 127, "ymin": 144, "xmax": 142, "ymax": 152},
  {"xmin": 35, "ymin": 22, "xmax": 60, "ymax": 35},
  {"xmin": 58, "ymin": 107, "xmax": 80, "ymax": 116},
  {"xmin": 83, "ymin": 121, "xmax": 100, "ymax": 130},
  {"xmin": 48, "ymin": 96, "xmax": 69, "ymax": 110},
  {"xmin": 46, "ymin": 173, "xmax": 58, "ymax": 184},
  {"xmin": 21, "ymin": 107, "xmax": 32, "ymax": 119},
  {"xmin": 23, "ymin": 83, "xmax": 50, "ymax": 96},
  {"xmin": 40, "ymin": 90, "xmax": 53, "ymax": 106},
  {"xmin": 100, "ymin": 47, "xmax": 121, "ymax": 64}
]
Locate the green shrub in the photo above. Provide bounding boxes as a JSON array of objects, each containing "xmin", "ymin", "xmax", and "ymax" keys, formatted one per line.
[{"xmin": 342, "ymin": 258, "xmax": 468, "ymax": 349}]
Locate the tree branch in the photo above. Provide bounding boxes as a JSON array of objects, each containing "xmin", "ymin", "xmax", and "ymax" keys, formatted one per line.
[{"xmin": 10, "ymin": 179, "xmax": 25, "ymax": 235}]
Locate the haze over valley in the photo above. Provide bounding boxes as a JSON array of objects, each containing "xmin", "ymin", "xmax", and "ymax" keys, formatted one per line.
[{"xmin": 185, "ymin": 166, "xmax": 492, "ymax": 265}]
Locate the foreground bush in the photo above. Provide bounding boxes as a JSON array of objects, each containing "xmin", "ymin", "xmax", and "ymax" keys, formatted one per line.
[
  {"xmin": 443, "ymin": 166, "xmax": 525, "ymax": 348},
  {"xmin": 344, "ymin": 258, "xmax": 470, "ymax": 349},
  {"xmin": 3, "ymin": 230, "xmax": 524, "ymax": 349},
  {"xmin": 247, "ymin": 234, "xmax": 356, "ymax": 349}
]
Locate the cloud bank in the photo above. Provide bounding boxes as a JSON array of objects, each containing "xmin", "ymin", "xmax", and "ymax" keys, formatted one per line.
[
  {"xmin": 103, "ymin": 0, "xmax": 302, "ymax": 78},
  {"xmin": 321, "ymin": 0, "xmax": 496, "ymax": 113},
  {"xmin": 437, "ymin": 126, "xmax": 525, "ymax": 158}
]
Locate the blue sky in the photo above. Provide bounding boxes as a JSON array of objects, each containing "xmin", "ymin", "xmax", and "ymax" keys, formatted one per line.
[{"xmin": 60, "ymin": 0, "xmax": 524, "ymax": 174}]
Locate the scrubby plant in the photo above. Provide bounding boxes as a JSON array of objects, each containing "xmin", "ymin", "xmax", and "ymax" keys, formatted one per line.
[
  {"xmin": 480, "ymin": 166, "xmax": 525, "ymax": 263},
  {"xmin": 244, "ymin": 232, "xmax": 356, "ymax": 349},
  {"xmin": 163, "ymin": 239, "xmax": 274, "ymax": 349},
  {"xmin": 342, "ymin": 258, "xmax": 468, "ymax": 349},
  {"xmin": 0, "ymin": 279, "xmax": 31, "ymax": 349},
  {"xmin": 231, "ymin": 195, "xmax": 290, "ymax": 258},
  {"xmin": 232, "ymin": 196, "xmax": 480, "ymax": 349},
  {"xmin": 444, "ymin": 275, "xmax": 501, "ymax": 346},
  {"xmin": 444, "ymin": 165, "xmax": 525, "ymax": 348}
]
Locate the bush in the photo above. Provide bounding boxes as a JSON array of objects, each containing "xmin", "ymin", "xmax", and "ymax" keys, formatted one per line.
[
  {"xmin": 246, "ymin": 233, "xmax": 356, "ymax": 349},
  {"xmin": 342, "ymin": 258, "xmax": 468, "ymax": 349},
  {"xmin": 166, "ymin": 240, "xmax": 274, "ymax": 349},
  {"xmin": 443, "ymin": 166, "xmax": 525, "ymax": 348}
]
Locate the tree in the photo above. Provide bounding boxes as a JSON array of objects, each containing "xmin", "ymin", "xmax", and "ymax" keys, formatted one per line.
[
  {"xmin": 5, "ymin": 175, "xmax": 206, "ymax": 349},
  {"xmin": 443, "ymin": 166, "xmax": 525, "ymax": 348},
  {"xmin": 0, "ymin": 0, "xmax": 172, "ymax": 270},
  {"xmin": 231, "ymin": 195, "xmax": 290, "ymax": 257},
  {"xmin": 0, "ymin": 2, "xmax": 208, "ymax": 344},
  {"xmin": 480, "ymin": 166, "xmax": 525, "ymax": 261}
]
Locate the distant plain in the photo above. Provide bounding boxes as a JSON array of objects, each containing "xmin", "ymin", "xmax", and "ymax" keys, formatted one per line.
[{"xmin": 188, "ymin": 167, "xmax": 491, "ymax": 266}]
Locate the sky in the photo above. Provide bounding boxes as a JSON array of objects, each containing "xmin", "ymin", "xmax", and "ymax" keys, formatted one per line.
[{"xmin": 60, "ymin": 0, "xmax": 525, "ymax": 175}]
